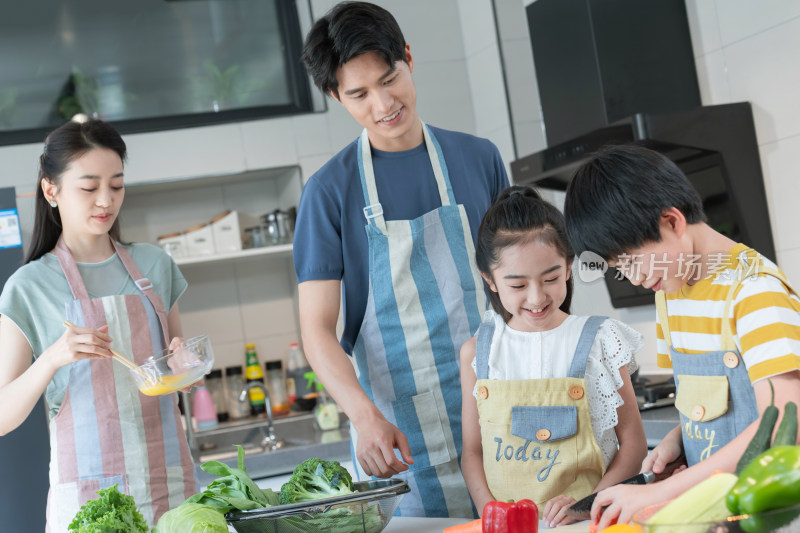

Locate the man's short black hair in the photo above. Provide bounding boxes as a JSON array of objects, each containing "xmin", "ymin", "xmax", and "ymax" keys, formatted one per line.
[
  {"xmin": 564, "ymin": 144, "xmax": 707, "ymax": 261},
  {"xmin": 301, "ymin": 1, "xmax": 407, "ymax": 98}
]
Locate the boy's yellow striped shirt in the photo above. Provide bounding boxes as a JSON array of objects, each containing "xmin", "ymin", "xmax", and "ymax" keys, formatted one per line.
[{"xmin": 657, "ymin": 244, "xmax": 800, "ymax": 383}]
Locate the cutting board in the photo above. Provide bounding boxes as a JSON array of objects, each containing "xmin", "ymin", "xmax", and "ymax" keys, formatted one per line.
[{"xmin": 550, "ymin": 523, "xmax": 592, "ymax": 532}]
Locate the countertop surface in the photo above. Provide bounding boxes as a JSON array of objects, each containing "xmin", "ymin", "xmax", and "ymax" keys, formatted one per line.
[{"xmin": 384, "ymin": 517, "xmax": 590, "ymax": 532}]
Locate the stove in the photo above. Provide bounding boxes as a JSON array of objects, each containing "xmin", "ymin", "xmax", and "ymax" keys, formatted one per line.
[{"xmin": 632, "ymin": 373, "xmax": 676, "ymax": 411}]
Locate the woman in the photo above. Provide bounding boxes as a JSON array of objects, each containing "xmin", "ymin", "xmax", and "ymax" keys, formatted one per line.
[{"xmin": 0, "ymin": 119, "xmax": 196, "ymax": 531}]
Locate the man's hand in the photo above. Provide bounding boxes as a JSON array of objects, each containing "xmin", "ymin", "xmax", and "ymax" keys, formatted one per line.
[{"xmin": 355, "ymin": 414, "xmax": 414, "ymax": 478}]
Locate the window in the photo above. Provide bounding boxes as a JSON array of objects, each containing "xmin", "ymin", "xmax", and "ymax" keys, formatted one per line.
[{"xmin": 0, "ymin": 0, "xmax": 313, "ymax": 145}]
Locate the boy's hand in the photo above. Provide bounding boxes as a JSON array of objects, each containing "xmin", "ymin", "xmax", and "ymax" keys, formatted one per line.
[
  {"xmin": 543, "ymin": 494, "xmax": 577, "ymax": 528},
  {"xmin": 642, "ymin": 426, "xmax": 685, "ymax": 475}
]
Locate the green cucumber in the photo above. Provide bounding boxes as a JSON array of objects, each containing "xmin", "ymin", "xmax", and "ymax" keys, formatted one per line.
[
  {"xmin": 772, "ymin": 401, "xmax": 798, "ymax": 447},
  {"xmin": 735, "ymin": 380, "xmax": 778, "ymax": 475}
]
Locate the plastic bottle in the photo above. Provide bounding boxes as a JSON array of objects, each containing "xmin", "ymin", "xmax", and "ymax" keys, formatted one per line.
[
  {"xmin": 244, "ymin": 343, "xmax": 267, "ymax": 416},
  {"xmin": 205, "ymin": 369, "xmax": 228, "ymax": 422},
  {"xmin": 265, "ymin": 361, "xmax": 290, "ymax": 417},
  {"xmin": 192, "ymin": 386, "xmax": 218, "ymax": 429},
  {"xmin": 306, "ymin": 372, "xmax": 340, "ymax": 431},
  {"xmin": 224, "ymin": 366, "xmax": 249, "ymax": 420},
  {"xmin": 286, "ymin": 343, "xmax": 313, "ymax": 407}
]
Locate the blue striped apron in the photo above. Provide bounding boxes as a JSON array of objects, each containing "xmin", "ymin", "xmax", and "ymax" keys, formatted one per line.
[
  {"xmin": 350, "ymin": 124, "xmax": 486, "ymax": 517},
  {"xmin": 46, "ymin": 238, "xmax": 196, "ymax": 532}
]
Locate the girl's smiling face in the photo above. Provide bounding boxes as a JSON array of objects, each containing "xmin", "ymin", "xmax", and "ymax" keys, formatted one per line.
[{"xmin": 483, "ymin": 236, "xmax": 571, "ymax": 332}]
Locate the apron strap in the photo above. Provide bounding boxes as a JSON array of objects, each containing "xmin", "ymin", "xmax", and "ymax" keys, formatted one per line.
[
  {"xmin": 720, "ymin": 252, "xmax": 795, "ymax": 351},
  {"xmin": 357, "ymin": 122, "xmax": 456, "ymax": 231},
  {"xmin": 568, "ymin": 316, "xmax": 605, "ymax": 378},
  {"xmin": 654, "ymin": 290, "xmax": 673, "ymax": 352},
  {"xmin": 474, "ymin": 317, "xmax": 496, "ymax": 380},
  {"xmin": 112, "ymin": 240, "xmax": 171, "ymax": 347}
]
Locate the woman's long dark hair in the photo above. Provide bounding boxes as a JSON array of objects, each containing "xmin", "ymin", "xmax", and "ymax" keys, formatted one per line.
[
  {"xmin": 26, "ymin": 119, "xmax": 127, "ymax": 264},
  {"xmin": 476, "ymin": 185, "xmax": 574, "ymax": 323}
]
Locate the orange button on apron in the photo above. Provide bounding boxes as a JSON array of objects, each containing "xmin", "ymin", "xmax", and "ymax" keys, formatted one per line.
[
  {"xmin": 536, "ymin": 429, "xmax": 551, "ymax": 442},
  {"xmin": 569, "ymin": 385, "xmax": 584, "ymax": 400},
  {"xmin": 477, "ymin": 386, "xmax": 489, "ymax": 400},
  {"xmin": 692, "ymin": 405, "xmax": 705, "ymax": 422},
  {"xmin": 723, "ymin": 351, "xmax": 740, "ymax": 369}
]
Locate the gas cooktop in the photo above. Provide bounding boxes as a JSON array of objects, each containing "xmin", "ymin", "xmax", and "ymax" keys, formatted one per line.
[{"xmin": 632, "ymin": 373, "xmax": 676, "ymax": 411}]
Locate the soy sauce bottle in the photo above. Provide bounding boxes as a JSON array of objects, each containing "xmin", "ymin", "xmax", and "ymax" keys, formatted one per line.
[{"xmin": 244, "ymin": 343, "xmax": 266, "ymax": 416}]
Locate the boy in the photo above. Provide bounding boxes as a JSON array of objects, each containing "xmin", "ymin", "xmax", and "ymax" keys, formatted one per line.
[
  {"xmin": 564, "ymin": 144, "xmax": 800, "ymax": 528},
  {"xmin": 294, "ymin": 1, "xmax": 508, "ymax": 518}
]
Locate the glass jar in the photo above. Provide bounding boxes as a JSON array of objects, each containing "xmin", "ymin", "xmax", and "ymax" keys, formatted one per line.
[
  {"xmin": 205, "ymin": 369, "xmax": 228, "ymax": 422},
  {"xmin": 264, "ymin": 361, "xmax": 290, "ymax": 417},
  {"xmin": 225, "ymin": 366, "xmax": 250, "ymax": 420}
]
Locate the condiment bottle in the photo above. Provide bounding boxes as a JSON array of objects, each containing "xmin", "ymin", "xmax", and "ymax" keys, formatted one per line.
[
  {"xmin": 205, "ymin": 369, "xmax": 228, "ymax": 422},
  {"xmin": 264, "ymin": 361, "xmax": 290, "ymax": 417},
  {"xmin": 192, "ymin": 386, "xmax": 218, "ymax": 430},
  {"xmin": 224, "ymin": 366, "xmax": 249, "ymax": 420},
  {"xmin": 244, "ymin": 343, "xmax": 267, "ymax": 417},
  {"xmin": 286, "ymin": 342, "xmax": 313, "ymax": 408},
  {"xmin": 306, "ymin": 372, "xmax": 340, "ymax": 430}
]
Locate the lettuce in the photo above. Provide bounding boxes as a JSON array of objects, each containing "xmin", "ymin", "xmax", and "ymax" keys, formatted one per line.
[
  {"xmin": 68, "ymin": 484, "xmax": 148, "ymax": 533},
  {"xmin": 153, "ymin": 502, "xmax": 228, "ymax": 533}
]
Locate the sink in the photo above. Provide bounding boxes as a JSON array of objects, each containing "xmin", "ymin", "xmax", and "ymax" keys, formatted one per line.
[{"xmin": 190, "ymin": 412, "xmax": 351, "ymax": 485}]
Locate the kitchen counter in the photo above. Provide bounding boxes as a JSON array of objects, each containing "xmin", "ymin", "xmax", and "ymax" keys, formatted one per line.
[
  {"xmin": 384, "ymin": 517, "xmax": 591, "ymax": 532},
  {"xmin": 640, "ymin": 404, "xmax": 680, "ymax": 448}
]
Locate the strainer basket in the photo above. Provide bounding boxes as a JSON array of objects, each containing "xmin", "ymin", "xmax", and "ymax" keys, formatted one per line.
[{"xmin": 226, "ymin": 479, "xmax": 409, "ymax": 533}]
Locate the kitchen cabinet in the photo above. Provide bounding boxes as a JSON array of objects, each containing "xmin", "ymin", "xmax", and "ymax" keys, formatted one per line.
[{"xmin": 121, "ymin": 165, "xmax": 303, "ymax": 369}]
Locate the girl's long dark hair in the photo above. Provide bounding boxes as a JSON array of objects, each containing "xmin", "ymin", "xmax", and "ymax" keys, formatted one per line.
[
  {"xmin": 476, "ymin": 185, "xmax": 574, "ymax": 323},
  {"xmin": 26, "ymin": 119, "xmax": 127, "ymax": 264}
]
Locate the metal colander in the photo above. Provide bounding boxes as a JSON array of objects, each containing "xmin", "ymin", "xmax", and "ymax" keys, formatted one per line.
[{"xmin": 226, "ymin": 479, "xmax": 410, "ymax": 533}]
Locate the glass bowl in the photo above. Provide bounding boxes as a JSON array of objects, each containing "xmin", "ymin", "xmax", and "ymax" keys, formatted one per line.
[
  {"xmin": 632, "ymin": 501, "xmax": 800, "ymax": 533},
  {"xmin": 130, "ymin": 335, "xmax": 214, "ymax": 396}
]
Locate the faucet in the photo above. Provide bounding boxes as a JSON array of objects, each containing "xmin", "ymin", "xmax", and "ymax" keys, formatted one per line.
[{"xmin": 239, "ymin": 382, "xmax": 278, "ymax": 449}]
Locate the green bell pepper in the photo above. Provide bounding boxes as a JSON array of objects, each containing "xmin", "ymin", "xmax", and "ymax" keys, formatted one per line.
[{"xmin": 727, "ymin": 445, "xmax": 800, "ymax": 516}]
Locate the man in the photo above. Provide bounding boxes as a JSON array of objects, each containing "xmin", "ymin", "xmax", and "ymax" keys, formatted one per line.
[{"xmin": 294, "ymin": 1, "xmax": 508, "ymax": 517}]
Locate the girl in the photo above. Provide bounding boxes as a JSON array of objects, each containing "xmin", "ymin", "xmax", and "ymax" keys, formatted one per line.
[
  {"xmin": 460, "ymin": 185, "xmax": 648, "ymax": 527},
  {"xmin": 0, "ymin": 119, "xmax": 196, "ymax": 531}
]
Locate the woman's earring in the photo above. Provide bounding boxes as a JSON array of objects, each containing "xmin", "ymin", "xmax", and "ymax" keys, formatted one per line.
[{"xmin": 49, "ymin": 200, "xmax": 57, "ymax": 208}]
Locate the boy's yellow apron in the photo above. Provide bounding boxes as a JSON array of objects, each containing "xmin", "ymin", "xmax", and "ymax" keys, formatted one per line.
[{"xmin": 474, "ymin": 315, "xmax": 606, "ymax": 506}]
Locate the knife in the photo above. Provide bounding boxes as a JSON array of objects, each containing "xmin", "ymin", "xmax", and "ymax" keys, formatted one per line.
[{"xmin": 565, "ymin": 453, "xmax": 687, "ymax": 521}]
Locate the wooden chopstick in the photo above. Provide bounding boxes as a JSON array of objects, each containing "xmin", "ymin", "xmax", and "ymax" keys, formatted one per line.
[{"xmin": 62, "ymin": 320, "xmax": 139, "ymax": 371}]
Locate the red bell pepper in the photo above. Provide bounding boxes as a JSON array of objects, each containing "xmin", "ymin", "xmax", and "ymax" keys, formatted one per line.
[{"xmin": 482, "ymin": 499, "xmax": 539, "ymax": 533}]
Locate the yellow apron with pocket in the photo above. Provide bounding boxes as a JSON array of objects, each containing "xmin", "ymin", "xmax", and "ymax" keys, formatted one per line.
[{"xmin": 474, "ymin": 315, "xmax": 606, "ymax": 507}]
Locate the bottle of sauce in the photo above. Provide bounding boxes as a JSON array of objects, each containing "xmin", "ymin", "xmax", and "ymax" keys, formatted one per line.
[
  {"xmin": 265, "ymin": 360, "xmax": 291, "ymax": 417},
  {"xmin": 244, "ymin": 343, "xmax": 266, "ymax": 417},
  {"xmin": 286, "ymin": 342, "xmax": 313, "ymax": 408}
]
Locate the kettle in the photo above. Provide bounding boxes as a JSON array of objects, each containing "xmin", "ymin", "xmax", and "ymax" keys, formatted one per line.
[{"xmin": 261, "ymin": 209, "xmax": 293, "ymax": 244}]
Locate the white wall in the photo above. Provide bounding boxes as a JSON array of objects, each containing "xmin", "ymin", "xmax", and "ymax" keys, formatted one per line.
[
  {"xmin": 503, "ymin": 0, "xmax": 800, "ymax": 373},
  {"xmin": 0, "ymin": 0, "xmax": 512, "ymax": 370}
]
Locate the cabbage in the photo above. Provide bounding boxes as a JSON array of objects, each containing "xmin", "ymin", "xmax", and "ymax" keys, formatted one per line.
[{"xmin": 153, "ymin": 502, "xmax": 229, "ymax": 533}]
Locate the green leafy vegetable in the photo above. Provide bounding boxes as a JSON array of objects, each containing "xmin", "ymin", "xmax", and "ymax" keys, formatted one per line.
[
  {"xmin": 68, "ymin": 484, "xmax": 148, "ymax": 533},
  {"xmin": 185, "ymin": 444, "xmax": 279, "ymax": 514},
  {"xmin": 153, "ymin": 502, "xmax": 228, "ymax": 533},
  {"xmin": 279, "ymin": 457, "xmax": 354, "ymax": 504}
]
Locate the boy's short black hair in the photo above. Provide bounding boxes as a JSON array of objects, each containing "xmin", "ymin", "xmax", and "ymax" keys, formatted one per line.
[
  {"xmin": 301, "ymin": 1, "xmax": 407, "ymax": 98},
  {"xmin": 564, "ymin": 144, "xmax": 707, "ymax": 261}
]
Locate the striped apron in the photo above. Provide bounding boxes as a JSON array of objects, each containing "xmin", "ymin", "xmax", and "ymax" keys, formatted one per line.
[
  {"xmin": 474, "ymin": 315, "xmax": 606, "ymax": 507},
  {"xmin": 45, "ymin": 237, "xmax": 196, "ymax": 532},
  {"xmin": 350, "ymin": 124, "xmax": 485, "ymax": 518},
  {"xmin": 657, "ymin": 251, "xmax": 796, "ymax": 465}
]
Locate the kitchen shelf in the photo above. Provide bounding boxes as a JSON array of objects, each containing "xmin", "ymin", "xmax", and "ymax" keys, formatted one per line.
[{"xmin": 175, "ymin": 244, "xmax": 293, "ymax": 267}]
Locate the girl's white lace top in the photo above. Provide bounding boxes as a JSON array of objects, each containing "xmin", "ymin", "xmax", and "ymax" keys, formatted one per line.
[{"xmin": 471, "ymin": 311, "xmax": 643, "ymax": 467}]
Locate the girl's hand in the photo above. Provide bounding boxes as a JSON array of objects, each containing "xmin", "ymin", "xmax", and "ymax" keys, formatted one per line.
[
  {"xmin": 43, "ymin": 324, "xmax": 113, "ymax": 370},
  {"xmin": 642, "ymin": 430, "xmax": 685, "ymax": 476},
  {"xmin": 542, "ymin": 494, "xmax": 577, "ymax": 528}
]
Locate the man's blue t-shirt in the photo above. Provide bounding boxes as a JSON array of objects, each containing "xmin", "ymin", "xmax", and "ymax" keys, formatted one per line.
[{"xmin": 293, "ymin": 125, "xmax": 509, "ymax": 354}]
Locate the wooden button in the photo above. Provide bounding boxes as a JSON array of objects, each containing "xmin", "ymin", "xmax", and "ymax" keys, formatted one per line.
[
  {"xmin": 692, "ymin": 405, "xmax": 705, "ymax": 422},
  {"xmin": 723, "ymin": 351, "xmax": 740, "ymax": 369},
  {"xmin": 536, "ymin": 429, "xmax": 551, "ymax": 442},
  {"xmin": 477, "ymin": 386, "xmax": 489, "ymax": 400},
  {"xmin": 569, "ymin": 385, "xmax": 585, "ymax": 400}
]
